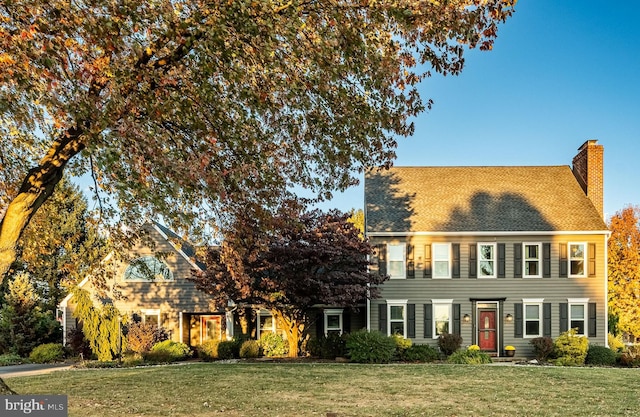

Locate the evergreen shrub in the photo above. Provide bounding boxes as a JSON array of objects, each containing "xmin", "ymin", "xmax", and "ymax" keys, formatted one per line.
[
  {"xmin": 198, "ymin": 339, "xmax": 220, "ymax": 361},
  {"xmin": 259, "ymin": 333, "xmax": 288, "ymax": 357},
  {"xmin": 217, "ymin": 340, "xmax": 239, "ymax": 359},
  {"xmin": 145, "ymin": 340, "xmax": 191, "ymax": 362},
  {"xmin": 447, "ymin": 347, "xmax": 492, "ymax": 364},
  {"xmin": 308, "ymin": 333, "xmax": 347, "ymax": 359},
  {"xmin": 553, "ymin": 329, "xmax": 589, "ymax": 366},
  {"xmin": 345, "ymin": 329, "xmax": 395, "ymax": 364},
  {"xmin": 239, "ymin": 340, "xmax": 261, "ymax": 358},
  {"xmin": 437, "ymin": 332, "xmax": 462, "ymax": 356},
  {"xmin": 29, "ymin": 343, "xmax": 65, "ymax": 364},
  {"xmin": 585, "ymin": 345, "xmax": 616, "ymax": 366},
  {"xmin": 402, "ymin": 344, "xmax": 439, "ymax": 363},
  {"xmin": 0, "ymin": 353, "xmax": 28, "ymax": 366},
  {"xmin": 391, "ymin": 333, "xmax": 412, "ymax": 360}
]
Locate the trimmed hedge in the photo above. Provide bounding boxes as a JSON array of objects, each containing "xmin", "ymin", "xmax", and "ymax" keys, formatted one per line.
[
  {"xmin": 29, "ymin": 343, "xmax": 65, "ymax": 364},
  {"xmin": 585, "ymin": 345, "xmax": 616, "ymax": 366},
  {"xmin": 345, "ymin": 330, "xmax": 396, "ymax": 364}
]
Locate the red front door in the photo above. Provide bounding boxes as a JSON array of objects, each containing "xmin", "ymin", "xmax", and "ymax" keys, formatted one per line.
[{"xmin": 478, "ymin": 310, "xmax": 497, "ymax": 351}]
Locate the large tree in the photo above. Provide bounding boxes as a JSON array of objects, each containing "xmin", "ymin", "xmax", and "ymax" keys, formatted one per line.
[
  {"xmin": 190, "ymin": 208, "xmax": 386, "ymax": 357},
  {"xmin": 6, "ymin": 178, "xmax": 108, "ymax": 311},
  {"xmin": 0, "ymin": 0, "xmax": 516, "ymax": 280},
  {"xmin": 608, "ymin": 206, "xmax": 640, "ymax": 340}
]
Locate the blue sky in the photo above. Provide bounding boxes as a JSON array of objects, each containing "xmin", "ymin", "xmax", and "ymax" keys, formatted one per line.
[{"xmin": 317, "ymin": 1, "xmax": 640, "ymax": 221}]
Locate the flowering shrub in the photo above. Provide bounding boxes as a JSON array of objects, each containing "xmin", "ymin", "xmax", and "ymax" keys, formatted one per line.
[{"xmin": 468, "ymin": 344, "xmax": 480, "ymax": 351}]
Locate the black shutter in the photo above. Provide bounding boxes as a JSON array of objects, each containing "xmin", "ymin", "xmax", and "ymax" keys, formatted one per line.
[
  {"xmin": 559, "ymin": 243, "xmax": 568, "ymax": 278},
  {"xmin": 377, "ymin": 244, "xmax": 387, "ymax": 277},
  {"xmin": 559, "ymin": 303, "xmax": 568, "ymax": 332},
  {"xmin": 498, "ymin": 243, "xmax": 506, "ymax": 278},
  {"xmin": 588, "ymin": 303, "xmax": 597, "ymax": 337},
  {"xmin": 469, "ymin": 244, "xmax": 477, "ymax": 278},
  {"xmin": 453, "ymin": 304, "xmax": 461, "ymax": 336},
  {"xmin": 424, "ymin": 304, "xmax": 432, "ymax": 339},
  {"xmin": 343, "ymin": 311, "xmax": 351, "ymax": 334},
  {"xmin": 514, "ymin": 243, "xmax": 522, "ymax": 278},
  {"xmin": 407, "ymin": 244, "xmax": 415, "ymax": 279},
  {"xmin": 514, "ymin": 303, "xmax": 523, "ymax": 338},
  {"xmin": 543, "ymin": 303, "xmax": 552, "ymax": 337},
  {"xmin": 588, "ymin": 243, "xmax": 596, "ymax": 277},
  {"xmin": 316, "ymin": 312, "xmax": 324, "ymax": 338},
  {"xmin": 407, "ymin": 304, "xmax": 416, "ymax": 338},
  {"xmin": 378, "ymin": 304, "xmax": 387, "ymax": 334},
  {"xmin": 543, "ymin": 243, "xmax": 551, "ymax": 278},
  {"xmin": 424, "ymin": 244, "xmax": 432, "ymax": 278},
  {"xmin": 452, "ymin": 244, "xmax": 460, "ymax": 278}
]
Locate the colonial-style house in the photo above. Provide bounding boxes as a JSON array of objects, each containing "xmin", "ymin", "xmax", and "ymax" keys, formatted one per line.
[{"xmin": 365, "ymin": 140, "xmax": 609, "ymax": 357}]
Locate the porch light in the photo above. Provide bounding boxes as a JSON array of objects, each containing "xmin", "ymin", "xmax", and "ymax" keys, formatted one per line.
[
  {"xmin": 463, "ymin": 314, "xmax": 471, "ymax": 323},
  {"xmin": 505, "ymin": 313, "xmax": 514, "ymax": 323}
]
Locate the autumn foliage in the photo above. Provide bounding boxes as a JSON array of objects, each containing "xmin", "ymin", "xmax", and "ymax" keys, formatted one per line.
[
  {"xmin": 189, "ymin": 208, "xmax": 387, "ymax": 357},
  {"xmin": 608, "ymin": 206, "xmax": 640, "ymax": 340}
]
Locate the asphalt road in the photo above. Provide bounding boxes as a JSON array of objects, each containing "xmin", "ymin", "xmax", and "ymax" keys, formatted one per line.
[{"xmin": 0, "ymin": 363, "xmax": 73, "ymax": 378}]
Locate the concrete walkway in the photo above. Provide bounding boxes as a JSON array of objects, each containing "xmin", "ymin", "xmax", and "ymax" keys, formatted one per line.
[{"xmin": 0, "ymin": 363, "xmax": 73, "ymax": 378}]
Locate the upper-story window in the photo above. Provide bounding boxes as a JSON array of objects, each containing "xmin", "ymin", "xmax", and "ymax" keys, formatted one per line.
[
  {"xmin": 568, "ymin": 243, "xmax": 587, "ymax": 277},
  {"xmin": 523, "ymin": 243, "xmax": 542, "ymax": 278},
  {"xmin": 432, "ymin": 243, "xmax": 451, "ymax": 279},
  {"xmin": 124, "ymin": 256, "xmax": 174, "ymax": 281},
  {"xmin": 478, "ymin": 243, "xmax": 496, "ymax": 278},
  {"xmin": 387, "ymin": 243, "xmax": 406, "ymax": 279}
]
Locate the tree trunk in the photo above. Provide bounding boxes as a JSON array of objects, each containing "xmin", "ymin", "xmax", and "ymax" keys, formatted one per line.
[
  {"xmin": 0, "ymin": 126, "xmax": 86, "ymax": 278},
  {"xmin": 0, "ymin": 378, "xmax": 17, "ymax": 395},
  {"xmin": 272, "ymin": 310, "xmax": 304, "ymax": 358}
]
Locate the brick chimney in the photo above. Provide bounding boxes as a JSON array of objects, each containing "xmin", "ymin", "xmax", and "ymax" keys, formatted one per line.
[{"xmin": 572, "ymin": 140, "xmax": 604, "ymax": 218}]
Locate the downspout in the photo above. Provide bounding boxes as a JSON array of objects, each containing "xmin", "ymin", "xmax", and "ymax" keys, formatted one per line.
[{"xmin": 604, "ymin": 230, "xmax": 612, "ymax": 347}]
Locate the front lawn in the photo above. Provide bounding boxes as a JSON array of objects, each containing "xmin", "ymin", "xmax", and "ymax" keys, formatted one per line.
[{"xmin": 7, "ymin": 362, "xmax": 640, "ymax": 416}]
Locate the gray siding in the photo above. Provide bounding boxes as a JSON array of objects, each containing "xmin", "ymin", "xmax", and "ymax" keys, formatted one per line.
[{"xmin": 370, "ymin": 233, "xmax": 608, "ymax": 357}]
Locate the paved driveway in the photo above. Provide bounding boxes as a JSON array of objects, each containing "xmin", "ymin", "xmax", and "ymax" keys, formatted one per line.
[{"xmin": 0, "ymin": 363, "xmax": 73, "ymax": 378}]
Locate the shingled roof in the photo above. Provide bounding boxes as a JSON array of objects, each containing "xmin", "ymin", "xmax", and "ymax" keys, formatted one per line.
[{"xmin": 365, "ymin": 165, "xmax": 608, "ymax": 233}]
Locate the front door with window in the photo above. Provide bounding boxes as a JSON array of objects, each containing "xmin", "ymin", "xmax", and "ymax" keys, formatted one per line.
[
  {"xmin": 201, "ymin": 315, "xmax": 222, "ymax": 343},
  {"xmin": 478, "ymin": 310, "xmax": 497, "ymax": 352}
]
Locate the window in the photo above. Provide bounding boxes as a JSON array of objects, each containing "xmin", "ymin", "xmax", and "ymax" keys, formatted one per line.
[
  {"xmin": 523, "ymin": 243, "xmax": 542, "ymax": 278},
  {"xmin": 432, "ymin": 243, "xmax": 451, "ymax": 279},
  {"xmin": 478, "ymin": 243, "xmax": 496, "ymax": 278},
  {"xmin": 142, "ymin": 309, "xmax": 160, "ymax": 327},
  {"xmin": 387, "ymin": 300, "xmax": 407, "ymax": 336},
  {"xmin": 257, "ymin": 311, "xmax": 276, "ymax": 339},
  {"xmin": 432, "ymin": 299, "xmax": 453, "ymax": 338},
  {"xmin": 568, "ymin": 299, "xmax": 588, "ymax": 335},
  {"xmin": 124, "ymin": 256, "xmax": 174, "ymax": 281},
  {"xmin": 324, "ymin": 309, "xmax": 344, "ymax": 336},
  {"xmin": 569, "ymin": 243, "xmax": 587, "ymax": 277},
  {"xmin": 387, "ymin": 244, "xmax": 406, "ymax": 279},
  {"xmin": 523, "ymin": 299, "xmax": 543, "ymax": 338}
]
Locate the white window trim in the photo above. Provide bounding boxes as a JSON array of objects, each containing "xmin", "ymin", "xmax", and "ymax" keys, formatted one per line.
[
  {"xmin": 431, "ymin": 299, "xmax": 453, "ymax": 339},
  {"xmin": 142, "ymin": 309, "xmax": 161, "ymax": 328},
  {"xmin": 432, "ymin": 243, "xmax": 452, "ymax": 279},
  {"xmin": 387, "ymin": 299, "xmax": 408, "ymax": 337},
  {"xmin": 323, "ymin": 309, "xmax": 344, "ymax": 336},
  {"xmin": 568, "ymin": 298, "xmax": 589, "ymax": 336},
  {"xmin": 522, "ymin": 298, "xmax": 544, "ymax": 338},
  {"xmin": 256, "ymin": 310, "xmax": 276, "ymax": 340},
  {"xmin": 568, "ymin": 242, "xmax": 587, "ymax": 278},
  {"xmin": 387, "ymin": 243, "xmax": 407, "ymax": 280},
  {"xmin": 478, "ymin": 242, "xmax": 497, "ymax": 278},
  {"xmin": 523, "ymin": 242, "xmax": 542, "ymax": 278}
]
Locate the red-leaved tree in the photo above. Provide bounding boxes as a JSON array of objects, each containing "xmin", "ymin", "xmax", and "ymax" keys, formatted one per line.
[{"xmin": 189, "ymin": 207, "xmax": 387, "ymax": 357}]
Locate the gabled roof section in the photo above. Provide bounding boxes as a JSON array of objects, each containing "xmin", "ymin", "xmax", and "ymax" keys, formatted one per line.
[
  {"xmin": 365, "ymin": 166, "xmax": 608, "ymax": 233},
  {"xmin": 151, "ymin": 222, "xmax": 206, "ymax": 270}
]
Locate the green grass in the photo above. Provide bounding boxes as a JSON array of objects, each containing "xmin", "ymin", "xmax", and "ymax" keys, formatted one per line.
[{"xmin": 6, "ymin": 363, "xmax": 640, "ymax": 416}]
